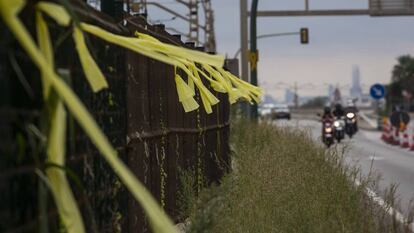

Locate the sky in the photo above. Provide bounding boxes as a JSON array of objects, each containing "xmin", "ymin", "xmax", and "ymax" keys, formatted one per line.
[{"xmin": 146, "ymin": 0, "xmax": 414, "ymax": 100}]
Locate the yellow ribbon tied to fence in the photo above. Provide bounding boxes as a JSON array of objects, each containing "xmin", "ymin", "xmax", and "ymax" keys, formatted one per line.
[
  {"xmin": 14, "ymin": 0, "xmax": 263, "ymax": 115},
  {"xmin": 36, "ymin": 6, "xmax": 86, "ymax": 233},
  {"xmin": 79, "ymin": 23, "xmax": 225, "ymax": 113},
  {"xmin": 134, "ymin": 31, "xmax": 225, "ymax": 67},
  {"xmin": 37, "ymin": 2, "xmax": 108, "ymax": 92},
  {"xmin": 186, "ymin": 62, "xmax": 220, "ymax": 114},
  {"xmin": 132, "ymin": 32, "xmax": 263, "ymax": 105},
  {"xmin": 72, "ymin": 26, "xmax": 108, "ymax": 92},
  {"xmin": 174, "ymin": 70, "xmax": 199, "ymax": 112},
  {"xmin": 35, "ymin": 11, "xmax": 53, "ymax": 99}
]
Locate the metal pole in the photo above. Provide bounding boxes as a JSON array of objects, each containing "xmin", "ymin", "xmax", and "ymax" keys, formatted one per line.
[
  {"xmin": 294, "ymin": 82, "xmax": 298, "ymax": 108},
  {"xmin": 376, "ymin": 99, "xmax": 382, "ymax": 130},
  {"xmin": 240, "ymin": 0, "xmax": 250, "ymax": 118},
  {"xmin": 233, "ymin": 31, "xmax": 299, "ymax": 58},
  {"xmin": 250, "ymin": 0, "xmax": 259, "ymax": 120},
  {"xmin": 101, "ymin": 0, "xmax": 123, "ymax": 19}
]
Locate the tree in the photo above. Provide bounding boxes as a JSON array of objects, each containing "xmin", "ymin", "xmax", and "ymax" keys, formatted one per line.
[
  {"xmin": 301, "ymin": 96, "xmax": 328, "ymax": 109},
  {"xmin": 387, "ymin": 55, "xmax": 414, "ymax": 111},
  {"xmin": 391, "ymin": 55, "xmax": 414, "ymax": 83}
]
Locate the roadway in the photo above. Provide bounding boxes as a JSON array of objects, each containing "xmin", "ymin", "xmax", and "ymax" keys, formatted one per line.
[{"xmin": 273, "ymin": 118, "xmax": 414, "ymax": 215}]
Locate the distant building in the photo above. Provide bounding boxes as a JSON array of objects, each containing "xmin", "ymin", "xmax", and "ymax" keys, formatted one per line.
[
  {"xmin": 328, "ymin": 84, "xmax": 334, "ymax": 104},
  {"xmin": 262, "ymin": 94, "xmax": 277, "ymax": 105},
  {"xmin": 333, "ymin": 87, "xmax": 342, "ymax": 104},
  {"xmin": 350, "ymin": 65, "xmax": 363, "ymax": 100},
  {"xmin": 284, "ymin": 89, "xmax": 295, "ymax": 105}
]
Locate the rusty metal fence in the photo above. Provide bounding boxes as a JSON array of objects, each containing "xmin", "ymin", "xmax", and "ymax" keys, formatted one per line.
[{"xmin": 0, "ymin": 3, "xmax": 230, "ymax": 233}]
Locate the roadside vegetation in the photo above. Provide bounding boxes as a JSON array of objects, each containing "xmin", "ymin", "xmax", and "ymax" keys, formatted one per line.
[
  {"xmin": 387, "ymin": 55, "xmax": 414, "ymax": 112},
  {"xmin": 182, "ymin": 119, "xmax": 413, "ymax": 233}
]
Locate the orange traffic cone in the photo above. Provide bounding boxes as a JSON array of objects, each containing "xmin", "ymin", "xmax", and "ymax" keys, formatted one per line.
[
  {"xmin": 392, "ymin": 127, "xmax": 400, "ymax": 146},
  {"xmin": 388, "ymin": 125, "xmax": 395, "ymax": 145},
  {"xmin": 401, "ymin": 129, "xmax": 410, "ymax": 148},
  {"xmin": 410, "ymin": 128, "xmax": 414, "ymax": 151},
  {"xmin": 381, "ymin": 120, "xmax": 390, "ymax": 142}
]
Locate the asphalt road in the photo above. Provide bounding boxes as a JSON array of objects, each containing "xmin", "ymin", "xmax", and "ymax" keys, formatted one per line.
[{"xmin": 274, "ymin": 119, "xmax": 414, "ymax": 215}]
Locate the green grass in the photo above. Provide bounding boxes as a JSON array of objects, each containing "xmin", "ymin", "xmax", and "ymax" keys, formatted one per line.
[{"xmin": 185, "ymin": 120, "xmax": 412, "ymax": 233}]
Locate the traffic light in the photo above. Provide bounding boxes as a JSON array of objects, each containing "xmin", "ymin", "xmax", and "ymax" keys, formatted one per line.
[{"xmin": 300, "ymin": 28, "xmax": 309, "ymax": 44}]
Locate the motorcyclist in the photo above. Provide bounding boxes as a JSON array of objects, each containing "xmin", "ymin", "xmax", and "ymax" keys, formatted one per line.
[
  {"xmin": 344, "ymin": 100, "xmax": 358, "ymax": 131},
  {"xmin": 344, "ymin": 100, "xmax": 359, "ymax": 114},
  {"xmin": 322, "ymin": 106, "xmax": 333, "ymax": 121},
  {"xmin": 332, "ymin": 103, "xmax": 345, "ymax": 118},
  {"xmin": 321, "ymin": 106, "xmax": 334, "ymax": 146}
]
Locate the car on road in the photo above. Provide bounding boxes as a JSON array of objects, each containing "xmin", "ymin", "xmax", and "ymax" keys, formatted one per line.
[
  {"xmin": 272, "ymin": 104, "xmax": 291, "ymax": 120},
  {"xmin": 259, "ymin": 103, "xmax": 277, "ymax": 120}
]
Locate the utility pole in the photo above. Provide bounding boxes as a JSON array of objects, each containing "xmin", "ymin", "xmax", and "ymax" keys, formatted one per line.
[
  {"xmin": 233, "ymin": 31, "xmax": 299, "ymax": 59},
  {"xmin": 250, "ymin": 0, "xmax": 259, "ymax": 119},
  {"xmin": 201, "ymin": 0, "xmax": 216, "ymax": 52},
  {"xmin": 101, "ymin": 0, "xmax": 123, "ymax": 18},
  {"xmin": 240, "ymin": 0, "xmax": 249, "ymax": 83},
  {"xmin": 240, "ymin": 0, "xmax": 250, "ymax": 118},
  {"xmin": 294, "ymin": 82, "xmax": 299, "ymax": 109},
  {"xmin": 130, "ymin": 0, "xmax": 216, "ymax": 51},
  {"xmin": 188, "ymin": 0, "xmax": 199, "ymax": 45}
]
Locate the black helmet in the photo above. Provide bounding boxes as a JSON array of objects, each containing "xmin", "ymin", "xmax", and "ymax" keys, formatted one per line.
[
  {"xmin": 324, "ymin": 106, "xmax": 331, "ymax": 114},
  {"xmin": 335, "ymin": 103, "xmax": 342, "ymax": 110},
  {"xmin": 392, "ymin": 105, "xmax": 400, "ymax": 112}
]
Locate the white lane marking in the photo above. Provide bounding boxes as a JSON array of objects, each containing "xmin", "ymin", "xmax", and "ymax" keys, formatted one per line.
[
  {"xmin": 359, "ymin": 111, "xmax": 378, "ymax": 129},
  {"xmin": 368, "ymin": 156, "xmax": 384, "ymax": 161},
  {"xmin": 354, "ymin": 180, "xmax": 414, "ymax": 232}
]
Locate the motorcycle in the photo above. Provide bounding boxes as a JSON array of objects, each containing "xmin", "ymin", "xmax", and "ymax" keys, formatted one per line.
[
  {"xmin": 333, "ymin": 116, "xmax": 345, "ymax": 143},
  {"xmin": 322, "ymin": 119, "xmax": 334, "ymax": 148},
  {"xmin": 345, "ymin": 112, "xmax": 357, "ymax": 138}
]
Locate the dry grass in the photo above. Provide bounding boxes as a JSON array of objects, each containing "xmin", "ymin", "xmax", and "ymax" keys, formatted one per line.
[{"xmin": 186, "ymin": 119, "xmax": 413, "ymax": 233}]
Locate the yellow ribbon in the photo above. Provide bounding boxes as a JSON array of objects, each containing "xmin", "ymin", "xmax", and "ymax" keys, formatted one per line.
[
  {"xmin": 36, "ymin": 1, "xmax": 71, "ymax": 26},
  {"xmin": 35, "ymin": 11, "xmax": 53, "ymax": 99},
  {"xmin": 174, "ymin": 69, "xmax": 199, "ymax": 112},
  {"xmin": 35, "ymin": 1, "xmax": 262, "ymax": 112},
  {"xmin": 72, "ymin": 26, "xmax": 108, "ymax": 92},
  {"xmin": 37, "ymin": 2, "xmax": 108, "ymax": 93},
  {"xmin": 35, "ymin": 7, "xmax": 86, "ymax": 233},
  {"xmin": 135, "ymin": 31, "xmax": 225, "ymax": 67}
]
